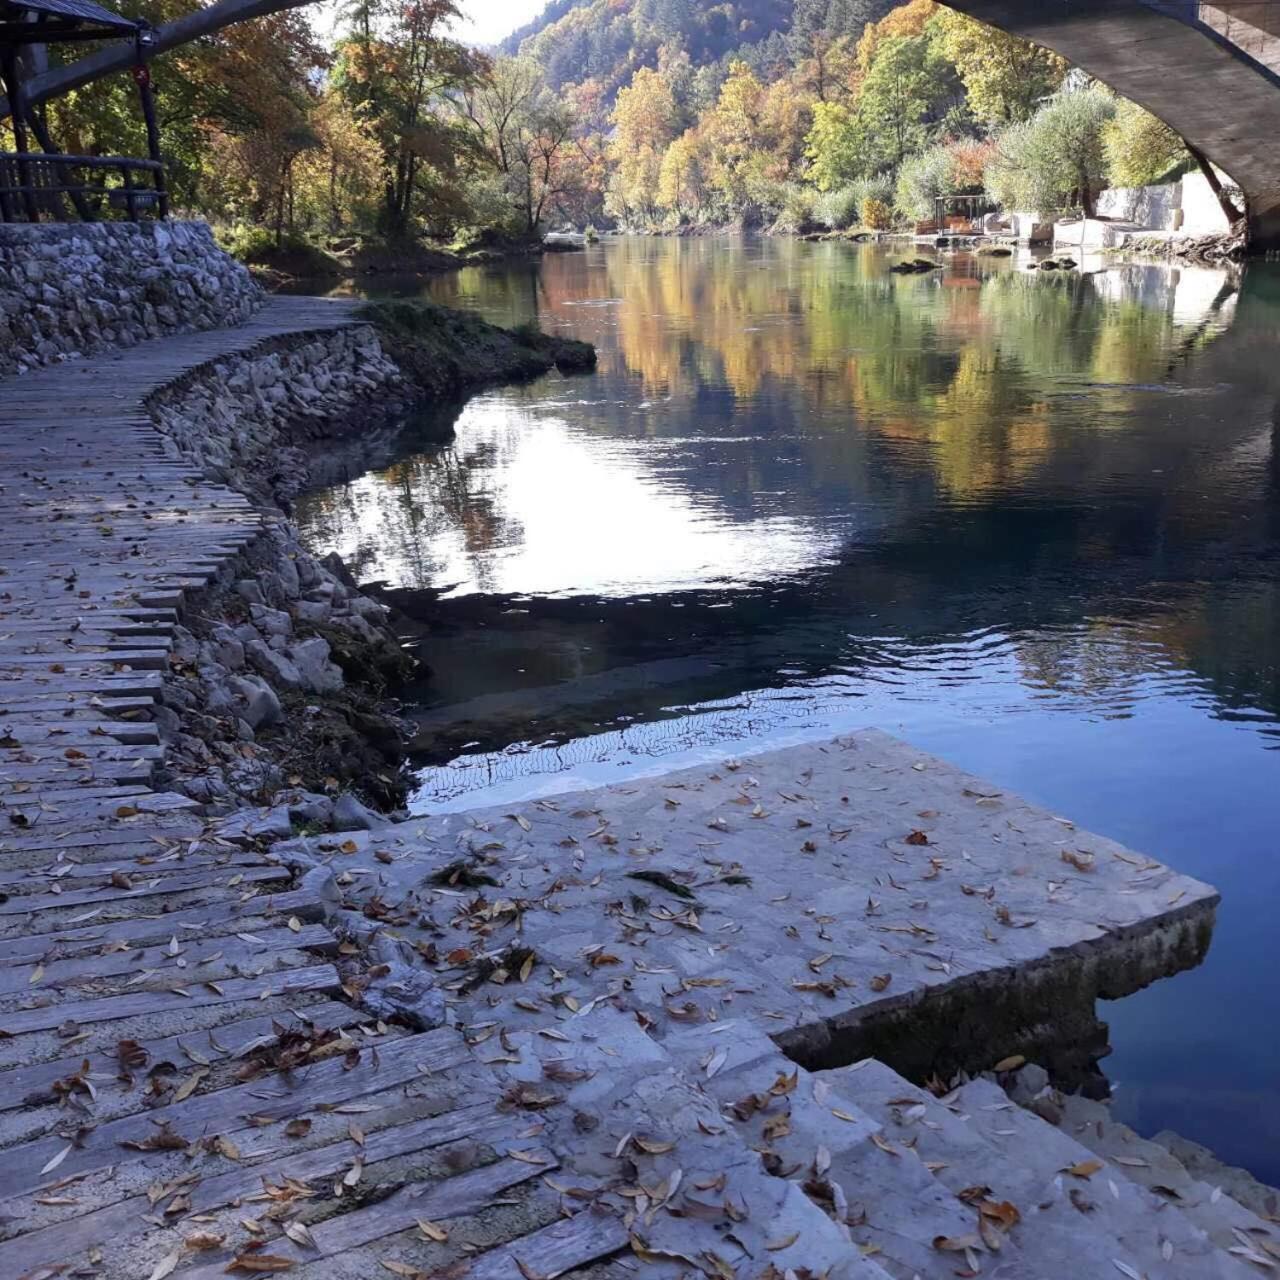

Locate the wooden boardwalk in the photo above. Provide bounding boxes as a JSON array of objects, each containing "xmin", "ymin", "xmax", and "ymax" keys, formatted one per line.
[
  {"xmin": 0, "ymin": 302, "xmax": 629, "ymax": 1280},
  {"xmin": 2, "ymin": 300, "xmax": 1259, "ymax": 1280}
]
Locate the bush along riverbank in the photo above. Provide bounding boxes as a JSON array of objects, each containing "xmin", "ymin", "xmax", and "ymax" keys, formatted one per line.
[
  {"xmin": 222, "ymin": 226, "xmax": 556, "ymax": 288},
  {"xmin": 143, "ymin": 301, "xmax": 596, "ymax": 817}
]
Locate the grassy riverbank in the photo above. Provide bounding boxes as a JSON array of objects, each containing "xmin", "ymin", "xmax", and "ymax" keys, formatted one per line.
[{"xmin": 360, "ymin": 299, "xmax": 597, "ymax": 401}]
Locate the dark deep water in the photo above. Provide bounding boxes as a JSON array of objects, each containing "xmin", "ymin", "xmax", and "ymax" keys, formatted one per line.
[{"xmin": 295, "ymin": 238, "xmax": 1280, "ymax": 1181}]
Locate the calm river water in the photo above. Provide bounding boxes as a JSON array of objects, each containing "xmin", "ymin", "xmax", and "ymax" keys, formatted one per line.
[{"xmin": 296, "ymin": 237, "xmax": 1280, "ymax": 1180}]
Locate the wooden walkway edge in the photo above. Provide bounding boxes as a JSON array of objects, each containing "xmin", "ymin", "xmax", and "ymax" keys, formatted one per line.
[{"xmin": 0, "ymin": 302, "xmax": 633, "ymax": 1280}]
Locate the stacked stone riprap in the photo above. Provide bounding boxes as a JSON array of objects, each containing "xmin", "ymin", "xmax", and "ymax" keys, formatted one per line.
[
  {"xmin": 0, "ymin": 220, "xmax": 262, "ymax": 378},
  {"xmin": 136, "ymin": 321, "xmax": 417, "ymax": 811},
  {"xmin": 147, "ymin": 324, "xmax": 408, "ymax": 502},
  {"xmin": 155, "ymin": 524, "xmax": 414, "ymax": 811}
]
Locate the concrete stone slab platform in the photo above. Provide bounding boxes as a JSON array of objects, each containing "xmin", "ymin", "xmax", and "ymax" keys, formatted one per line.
[{"xmin": 279, "ymin": 728, "xmax": 1218, "ymax": 1082}]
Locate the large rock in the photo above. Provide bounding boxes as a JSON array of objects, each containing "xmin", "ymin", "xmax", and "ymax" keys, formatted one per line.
[
  {"xmin": 228, "ymin": 674, "xmax": 283, "ymax": 729},
  {"xmin": 246, "ymin": 639, "xmax": 303, "ymax": 689},
  {"xmin": 361, "ymin": 935, "xmax": 446, "ymax": 1030},
  {"xmin": 287, "ymin": 636, "xmax": 344, "ymax": 693}
]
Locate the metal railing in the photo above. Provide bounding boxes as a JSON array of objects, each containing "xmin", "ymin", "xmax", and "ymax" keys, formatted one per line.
[{"xmin": 0, "ymin": 152, "xmax": 166, "ymax": 223}]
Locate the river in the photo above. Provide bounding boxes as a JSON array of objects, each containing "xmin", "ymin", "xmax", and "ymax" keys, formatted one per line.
[{"xmin": 295, "ymin": 236, "xmax": 1280, "ymax": 1181}]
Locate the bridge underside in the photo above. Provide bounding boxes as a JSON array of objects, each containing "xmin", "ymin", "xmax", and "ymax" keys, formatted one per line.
[{"xmin": 942, "ymin": 0, "xmax": 1280, "ymax": 249}]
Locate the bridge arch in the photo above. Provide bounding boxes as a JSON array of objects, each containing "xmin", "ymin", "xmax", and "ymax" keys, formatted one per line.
[{"xmin": 937, "ymin": 0, "xmax": 1280, "ymax": 247}]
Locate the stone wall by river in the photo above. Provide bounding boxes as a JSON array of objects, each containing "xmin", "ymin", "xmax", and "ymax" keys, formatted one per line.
[
  {"xmin": 0, "ymin": 220, "xmax": 261, "ymax": 378},
  {"xmin": 141, "ymin": 320, "xmax": 417, "ymax": 812},
  {"xmin": 148, "ymin": 324, "xmax": 407, "ymax": 503}
]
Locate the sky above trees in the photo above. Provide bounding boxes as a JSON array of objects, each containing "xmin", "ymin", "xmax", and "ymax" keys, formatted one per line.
[
  {"xmin": 312, "ymin": 0, "xmax": 543, "ymax": 48},
  {"xmin": 454, "ymin": 0, "xmax": 546, "ymax": 46}
]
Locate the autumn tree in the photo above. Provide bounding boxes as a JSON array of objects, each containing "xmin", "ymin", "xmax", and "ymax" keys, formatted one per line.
[
  {"xmin": 932, "ymin": 10, "xmax": 1066, "ymax": 126},
  {"xmin": 333, "ymin": 0, "xmax": 485, "ymax": 236},
  {"xmin": 32, "ymin": 3, "xmax": 325, "ymax": 221},
  {"xmin": 657, "ymin": 127, "xmax": 711, "ymax": 219},
  {"xmin": 294, "ymin": 89, "xmax": 384, "ymax": 233},
  {"xmin": 607, "ymin": 66, "xmax": 679, "ymax": 223}
]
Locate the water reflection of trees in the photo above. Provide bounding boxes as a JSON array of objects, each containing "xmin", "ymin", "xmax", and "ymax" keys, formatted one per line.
[
  {"xmin": 302, "ymin": 241, "xmax": 1280, "ymax": 755},
  {"xmin": 297, "ymin": 432, "xmax": 526, "ymax": 594}
]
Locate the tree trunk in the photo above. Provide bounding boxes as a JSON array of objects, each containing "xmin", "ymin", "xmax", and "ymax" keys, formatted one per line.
[{"xmin": 1187, "ymin": 143, "xmax": 1244, "ymax": 225}]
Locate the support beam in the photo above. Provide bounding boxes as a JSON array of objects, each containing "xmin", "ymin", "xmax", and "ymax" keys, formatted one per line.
[{"xmin": 0, "ymin": 0, "xmax": 319, "ymax": 119}]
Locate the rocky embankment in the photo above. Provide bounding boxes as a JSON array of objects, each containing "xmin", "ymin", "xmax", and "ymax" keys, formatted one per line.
[
  {"xmin": 142, "ymin": 301, "xmax": 596, "ymax": 816},
  {"xmin": 0, "ymin": 221, "xmax": 261, "ymax": 378},
  {"xmin": 1125, "ymin": 228, "xmax": 1248, "ymax": 262}
]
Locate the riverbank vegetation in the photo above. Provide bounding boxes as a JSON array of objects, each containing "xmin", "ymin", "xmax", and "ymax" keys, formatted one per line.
[
  {"xmin": 362, "ymin": 300, "xmax": 596, "ymax": 399},
  {"xmin": 6, "ymin": 0, "xmax": 1197, "ymax": 261}
]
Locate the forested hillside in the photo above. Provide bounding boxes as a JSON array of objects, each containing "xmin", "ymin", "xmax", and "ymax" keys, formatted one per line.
[
  {"xmin": 503, "ymin": 0, "xmax": 836, "ymax": 96},
  {"xmin": 0, "ymin": 0, "xmax": 1197, "ymax": 268}
]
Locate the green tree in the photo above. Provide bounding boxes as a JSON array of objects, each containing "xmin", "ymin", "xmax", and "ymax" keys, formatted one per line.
[
  {"xmin": 986, "ymin": 86, "xmax": 1116, "ymax": 216},
  {"xmin": 894, "ymin": 141, "xmax": 956, "ymax": 220},
  {"xmin": 805, "ymin": 100, "xmax": 864, "ymax": 190},
  {"xmin": 853, "ymin": 32, "xmax": 958, "ymax": 173},
  {"xmin": 461, "ymin": 57, "xmax": 579, "ymax": 234},
  {"xmin": 1103, "ymin": 99, "xmax": 1187, "ymax": 188}
]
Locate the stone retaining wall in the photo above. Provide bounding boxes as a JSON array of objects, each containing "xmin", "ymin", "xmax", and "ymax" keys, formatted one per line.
[
  {"xmin": 142, "ymin": 322, "xmax": 416, "ymax": 811},
  {"xmin": 0, "ymin": 220, "xmax": 261, "ymax": 378},
  {"xmin": 147, "ymin": 324, "xmax": 406, "ymax": 502}
]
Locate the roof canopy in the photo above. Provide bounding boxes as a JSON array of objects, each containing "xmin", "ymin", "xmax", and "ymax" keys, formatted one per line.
[{"xmin": 0, "ymin": 0, "xmax": 142, "ymax": 37}]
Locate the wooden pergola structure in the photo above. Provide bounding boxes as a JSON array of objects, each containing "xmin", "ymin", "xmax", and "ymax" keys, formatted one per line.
[
  {"xmin": 930, "ymin": 192, "xmax": 995, "ymax": 234},
  {"xmin": 0, "ymin": 0, "xmax": 166, "ymax": 222}
]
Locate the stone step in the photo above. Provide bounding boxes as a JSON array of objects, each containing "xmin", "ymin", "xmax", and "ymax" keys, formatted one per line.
[
  {"xmin": 658, "ymin": 1015, "xmax": 1268, "ymax": 1280},
  {"xmin": 477, "ymin": 1005, "xmax": 895, "ymax": 1279},
  {"xmin": 669, "ymin": 1020, "xmax": 1015, "ymax": 1280},
  {"xmin": 1009, "ymin": 1071, "xmax": 1280, "ymax": 1268},
  {"xmin": 1155, "ymin": 1129, "xmax": 1280, "ymax": 1222},
  {"xmin": 841, "ymin": 1058, "xmax": 1263, "ymax": 1279}
]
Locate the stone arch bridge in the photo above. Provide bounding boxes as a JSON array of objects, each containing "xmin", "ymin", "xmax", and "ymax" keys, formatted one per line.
[{"xmin": 939, "ymin": 0, "xmax": 1280, "ymax": 246}]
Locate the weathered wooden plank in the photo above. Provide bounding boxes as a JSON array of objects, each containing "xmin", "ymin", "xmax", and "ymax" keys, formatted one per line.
[
  {"xmin": 0, "ymin": 722, "xmax": 160, "ymax": 745},
  {"xmin": 0, "ymin": 921, "xmax": 335, "ymax": 995},
  {"xmin": 0, "ymin": 817, "xmax": 203, "ymax": 854},
  {"xmin": 0, "ymin": 1021, "xmax": 463, "ymax": 1200},
  {"xmin": 0, "ymin": 789, "xmax": 195, "ymax": 816},
  {"xmin": 0, "ymin": 1000, "xmax": 359, "ymax": 1115},
  {"xmin": 173, "ymin": 1153, "xmax": 554, "ymax": 1280},
  {"xmin": 0, "ymin": 1098, "xmax": 516, "ymax": 1276},
  {"xmin": 0, "ymin": 672, "xmax": 164, "ymax": 695},
  {"xmin": 0, "ymin": 862, "xmax": 291, "ymax": 916},
  {"xmin": 457, "ymin": 1210, "xmax": 630, "ymax": 1280},
  {"xmin": 0, "ymin": 847, "xmax": 264, "ymax": 889},
  {"xmin": 0, "ymin": 961, "xmax": 340, "ymax": 1040},
  {"xmin": 0, "ymin": 886, "xmax": 326, "ymax": 962}
]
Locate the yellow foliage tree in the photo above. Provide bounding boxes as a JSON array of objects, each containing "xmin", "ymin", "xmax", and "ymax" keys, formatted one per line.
[
  {"xmin": 856, "ymin": 0, "xmax": 938, "ymax": 72},
  {"xmin": 932, "ymin": 10, "xmax": 1067, "ymax": 125}
]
